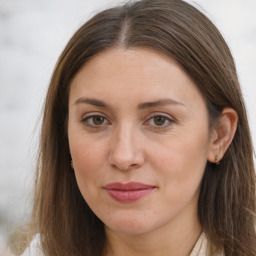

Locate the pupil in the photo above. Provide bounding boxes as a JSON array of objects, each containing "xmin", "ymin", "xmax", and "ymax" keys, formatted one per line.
[
  {"xmin": 93, "ymin": 116, "xmax": 104, "ymax": 125},
  {"xmin": 154, "ymin": 116, "xmax": 165, "ymax": 126}
]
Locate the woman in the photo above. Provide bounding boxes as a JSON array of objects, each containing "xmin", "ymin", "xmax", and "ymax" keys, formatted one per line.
[{"xmin": 21, "ymin": 0, "xmax": 256, "ymax": 255}]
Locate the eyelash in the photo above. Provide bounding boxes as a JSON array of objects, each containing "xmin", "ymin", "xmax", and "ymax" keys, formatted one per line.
[
  {"xmin": 81, "ymin": 113, "xmax": 174, "ymax": 129},
  {"xmin": 144, "ymin": 114, "xmax": 174, "ymax": 129},
  {"xmin": 81, "ymin": 114, "xmax": 110, "ymax": 128}
]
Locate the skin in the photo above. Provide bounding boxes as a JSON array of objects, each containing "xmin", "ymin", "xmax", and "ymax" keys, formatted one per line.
[{"xmin": 68, "ymin": 47, "xmax": 238, "ymax": 256}]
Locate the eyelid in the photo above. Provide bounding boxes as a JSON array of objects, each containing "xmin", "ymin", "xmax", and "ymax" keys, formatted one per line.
[
  {"xmin": 81, "ymin": 112, "xmax": 111, "ymax": 127},
  {"xmin": 144, "ymin": 112, "xmax": 175, "ymax": 128},
  {"xmin": 81, "ymin": 111, "xmax": 109, "ymax": 120},
  {"xmin": 145, "ymin": 112, "xmax": 175, "ymax": 121}
]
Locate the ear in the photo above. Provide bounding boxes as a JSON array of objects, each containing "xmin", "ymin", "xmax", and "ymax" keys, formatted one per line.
[{"xmin": 207, "ymin": 107, "xmax": 238, "ymax": 164}]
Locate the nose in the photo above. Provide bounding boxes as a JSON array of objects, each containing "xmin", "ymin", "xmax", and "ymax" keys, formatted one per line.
[{"xmin": 108, "ymin": 123, "xmax": 145, "ymax": 171}]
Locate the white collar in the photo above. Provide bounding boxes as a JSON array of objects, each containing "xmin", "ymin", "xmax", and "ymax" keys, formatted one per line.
[{"xmin": 189, "ymin": 233, "xmax": 224, "ymax": 256}]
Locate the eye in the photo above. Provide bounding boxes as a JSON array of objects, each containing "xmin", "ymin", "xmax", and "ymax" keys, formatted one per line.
[
  {"xmin": 82, "ymin": 115, "xmax": 108, "ymax": 127},
  {"xmin": 153, "ymin": 116, "xmax": 167, "ymax": 126},
  {"xmin": 146, "ymin": 114, "xmax": 174, "ymax": 128}
]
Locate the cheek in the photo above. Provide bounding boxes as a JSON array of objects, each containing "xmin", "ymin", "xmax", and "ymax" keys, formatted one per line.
[
  {"xmin": 150, "ymin": 125, "xmax": 210, "ymax": 195},
  {"xmin": 69, "ymin": 135, "xmax": 109, "ymax": 188},
  {"xmin": 69, "ymin": 138, "xmax": 109, "ymax": 212}
]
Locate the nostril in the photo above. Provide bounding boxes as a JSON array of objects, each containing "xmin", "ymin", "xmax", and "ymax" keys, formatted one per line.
[{"xmin": 110, "ymin": 162, "xmax": 141, "ymax": 171}]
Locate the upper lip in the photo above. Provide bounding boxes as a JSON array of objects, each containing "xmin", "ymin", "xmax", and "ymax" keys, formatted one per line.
[{"xmin": 103, "ymin": 182, "xmax": 156, "ymax": 190}]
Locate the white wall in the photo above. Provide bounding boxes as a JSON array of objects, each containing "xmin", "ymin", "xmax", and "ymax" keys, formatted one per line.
[{"xmin": 0, "ymin": 0, "xmax": 255, "ymax": 241}]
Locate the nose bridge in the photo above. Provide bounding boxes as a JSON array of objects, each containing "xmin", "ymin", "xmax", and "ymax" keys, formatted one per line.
[{"xmin": 108, "ymin": 121, "xmax": 143, "ymax": 170}]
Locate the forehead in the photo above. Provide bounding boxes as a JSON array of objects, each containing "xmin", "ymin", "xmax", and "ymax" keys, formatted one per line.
[{"xmin": 69, "ymin": 47, "xmax": 205, "ymax": 110}]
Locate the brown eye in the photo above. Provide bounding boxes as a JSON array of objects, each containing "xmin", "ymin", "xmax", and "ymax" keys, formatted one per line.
[
  {"xmin": 82, "ymin": 115, "xmax": 108, "ymax": 127},
  {"xmin": 92, "ymin": 116, "xmax": 105, "ymax": 125},
  {"xmin": 145, "ymin": 114, "xmax": 174, "ymax": 129},
  {"xmin": 153, "ymin": 116, "xmax": 167, "ymax": 126}
]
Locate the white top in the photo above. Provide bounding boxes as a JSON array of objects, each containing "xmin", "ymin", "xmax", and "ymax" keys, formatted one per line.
[
  {"xmin": 21, "ymin": 234, "xmax": 43, "ymax": 256},
  {"xmin": 21, "ymin": 233, "xmax": 224, "ymax": 256},
  {"xmin": 190, "ymin": 233, "xmax": 224, "ymax": 256}
]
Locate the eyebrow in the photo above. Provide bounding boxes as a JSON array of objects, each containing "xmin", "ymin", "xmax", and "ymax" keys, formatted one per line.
[
  {"xmin": 138, "ymin": 99, "xmax": 185, "ymax": 109},
  {"xmin": 74, "ymin": 98, "xmax": 108, "ymax": 108},
  {"xmin": 73, "ymin": 97, "xmax": 185, "ymax": 109}
]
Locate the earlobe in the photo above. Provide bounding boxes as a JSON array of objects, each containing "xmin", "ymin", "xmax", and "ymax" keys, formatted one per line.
[{"xmin": 207, "ymin": 107, "xmax": 238, "ymax": 164}]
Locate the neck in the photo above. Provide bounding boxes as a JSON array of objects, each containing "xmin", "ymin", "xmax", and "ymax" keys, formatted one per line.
[{"xmin": 104, "ymin": 208, "xmax": 201, "ymax": 256}]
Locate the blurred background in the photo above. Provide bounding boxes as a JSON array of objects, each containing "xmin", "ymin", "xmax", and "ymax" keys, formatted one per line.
[{"xmin": 0, "ymin": 0, "xmax": 255, "ymax": 253}]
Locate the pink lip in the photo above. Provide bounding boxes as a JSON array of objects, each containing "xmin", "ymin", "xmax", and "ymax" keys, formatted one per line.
[{"xmin": 103, "ymin": 182, "xmax": 156, "ymax": 203}]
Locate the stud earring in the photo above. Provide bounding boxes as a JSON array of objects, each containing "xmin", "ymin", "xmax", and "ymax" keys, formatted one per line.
[
  {"xmin": 215, "ymin": 155, "xmax": 221, "ymax": 165},
  {"xmin": 71, "ymin": 160, "xmax": 74, "ymax": 169}
]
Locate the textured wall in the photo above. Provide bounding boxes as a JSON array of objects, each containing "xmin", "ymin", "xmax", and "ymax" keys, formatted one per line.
[{"xmin": 0, "ymin": 0, "xmax": 255, "ymax": 243}]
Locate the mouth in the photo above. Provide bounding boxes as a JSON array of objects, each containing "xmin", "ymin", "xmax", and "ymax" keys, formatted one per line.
[{"xmin": 103, "ymin": 182, "xmax": 157, "ymax": 203}]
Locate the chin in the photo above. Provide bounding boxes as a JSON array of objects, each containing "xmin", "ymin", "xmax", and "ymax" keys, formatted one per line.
[
  {"xmin": 106, "ymin": 223, "xmax": 152, "ymax": 236},
  {"xmin": 103, "ymin": 211, "xmax": 159, "ymax": 236}
]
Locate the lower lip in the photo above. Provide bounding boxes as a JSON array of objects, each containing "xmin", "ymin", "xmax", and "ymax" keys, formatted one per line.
[{"xmin": 105, "ymin": 188, "xmax": 155, "ymax": 203}]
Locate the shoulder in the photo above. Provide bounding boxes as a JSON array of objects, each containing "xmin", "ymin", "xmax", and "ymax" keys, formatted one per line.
[
  {"xmin": 20, "ymin": 234, "xmax": 44, "ymax": 256},
  {"xmin": 190, "ymin": 233, "xmax": 225, "ymax": 256}
]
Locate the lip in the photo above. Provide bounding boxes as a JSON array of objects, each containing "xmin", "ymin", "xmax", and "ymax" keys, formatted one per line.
[{"xmin": 103, "ymin": 182, "xmax": 156, "ymax": 203}]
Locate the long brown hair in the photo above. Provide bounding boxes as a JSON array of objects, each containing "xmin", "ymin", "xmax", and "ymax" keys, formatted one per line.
[{"xmin": 29, "ymin": 0, "xmax": 256, "ymax": 255}]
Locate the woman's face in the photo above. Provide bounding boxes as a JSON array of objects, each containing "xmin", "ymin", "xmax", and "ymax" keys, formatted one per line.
[{"xmin": 68, "ymin": 47, "xmax": 215, "ymax": 236}]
